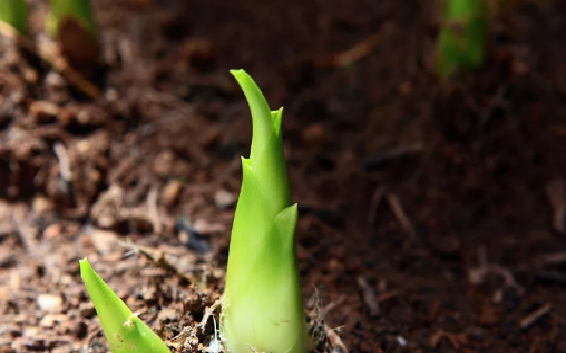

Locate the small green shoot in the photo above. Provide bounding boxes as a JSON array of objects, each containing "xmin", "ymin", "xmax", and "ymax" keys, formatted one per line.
[
  {"xmin": 435, "ymin": 0, "xmax": 518, "ymax": 78},
  {"xmin": 79, "ymin": 258, "xmax": 170, "ymax": 353},
  {"xmin": 47, "ymin": 0, "xmax": 97, "ymax": 40},
  {"xmin": 0, "ymin": 0, "xmax": 29, "ymax": 35},
  {"xmin": 436, "ymin": 0, "xmax": 489, "ymax": 78},
  {"xmin": 222, "ymin": 70, "xmax": 308, "ymax": 353}
]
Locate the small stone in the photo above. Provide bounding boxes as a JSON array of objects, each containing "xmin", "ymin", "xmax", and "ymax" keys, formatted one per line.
[
  {"xmin": 45, "ymin": 72, "xmax": 70, "ymax": 104},
  {"xmin": 45, "ymin": 72, "xmax": 65, "ymax": 89},
  {"xmin": 9, "ymin": 91, "xmax": 23, "ymax": 105},
  {"xmin": 89, "ymin": 229, "xmax": 118, "ymax": 255},
  {"xmin": 212, "ymin": 269, "xmax": 224, "ymax": 279},
  {"xmin": 157, "ymin": 308, "xmax": 178, "ymax": 321},
  {"xmin": 192, "ymin": 219, "xmax": 225, "ymax": 233},
  {"xmin": 43, "ymin": 224, "xmax": 62, "ymax": 241},
  {"xmin": 10, "ymin": 270, "xmax": 21, "ymax": 291},
  {"xmin": 24, "ymin": 68, "xmax": 38, "ymax": 83},
  {"xmin": 105, "ymin": 88, "xmax": 118, "ymax": 103},
  {"xmin": 75, "ymin": 139, "xmax": 91, "ymax": 154},
  {"xmin": 214, "ymin": 189, "xmax": 234, "ymax": 209},
  {"xmin": 33, "ymin": 196, "xmax": 52, "ymax": 215},
  {"xmin": 77, "ymin": 110, "xmax": 90, "ymax": 125},
  {"xmin": 37, "ymin": 294, "xmax": 62, "ymax": 313},
  {"xmin": 29, "ymin": 101, "xmax": 59, "ymax": 124},
  {"xmin": 39, "ymin": 315, "xmax": 58, "ymax": 328}
]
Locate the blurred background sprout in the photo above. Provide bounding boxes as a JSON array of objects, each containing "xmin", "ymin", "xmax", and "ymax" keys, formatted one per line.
[
  {"xmin": 436, "ymin": 0, "xmax": 489, "ymax": 78},
  {"xmin": 47, "ymin": 0, "xmax": 97, "ymax": 40},
  {"xmin": 0, "ymin": 0, "xmax": 29, "ymax": 35}
]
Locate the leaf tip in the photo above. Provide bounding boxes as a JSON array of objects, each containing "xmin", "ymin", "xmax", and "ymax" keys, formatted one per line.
[
  {"xmin": 271, "ymin": 107, "xmax": 284, "ymax": 136},
  {"xmin": 79, "ymin": 257, "xmax": 91, "ymax": 278},
  {"xmin": 230, "ymin": 69, "xmax": 247, "ymax": 80}
]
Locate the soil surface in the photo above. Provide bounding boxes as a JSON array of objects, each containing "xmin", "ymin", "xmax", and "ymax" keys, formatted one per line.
[{"xmin": 2, "ymin": 0, "xmax": 566, "ymax": 352}]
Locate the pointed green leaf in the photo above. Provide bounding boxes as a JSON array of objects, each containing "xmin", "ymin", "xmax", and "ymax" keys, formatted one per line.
[
  {"xmin": 230, "ymin": 69, "xmax": 291, "ymax": 212},
  {"xmin": 79, "ymin": 258, "xmax": 170, "ymax": 353},
  {"xmin": 224, "ymin": 157, "xmax": 273, "ymax": 298}
]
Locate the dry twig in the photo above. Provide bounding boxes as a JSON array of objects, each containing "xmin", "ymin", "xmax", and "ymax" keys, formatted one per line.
[
  {"xmin": 519, "ymin": 303, "xmax": 552, "ymax": 329},
  {"xmin": 469, "ymin": 248, "xmax": 525, "ymax": 300},
  {"xmin": 386, "ymin": 193, "xmax": 418, "ymax": 240},
  {"xmin": 316, "ymin": 23, "xmax": 393, "ymax": 67},
  {"xmin": 430, "ymin": 330, "xmax": 467, "ymax": 349},
  {"xmin": 120, "ymin": 241, "xmax": 197, "ymax": 283},
  {"xmin": 357, "ymin": 276, "xmax": 379, "ymax": 316},
  {"xmin": 146, "ymin": 186, "xmax": 161, "ymax": 235},
  {"xmin": 367, "ymin": 186, "xmax": 385, "ymax": 225}
]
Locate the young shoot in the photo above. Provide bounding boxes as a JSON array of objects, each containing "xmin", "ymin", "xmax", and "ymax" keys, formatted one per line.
[
  {"xmin": 79, "ymin": 258, "xmax": 170, "ymax": 353},
  {"xmin": 47, "ymin": 0, "xmax": 97, "ymax": 40},
  {"xmin": 0, "ymin": 0, "xmax": 29, "ymax": 35},
  {"xmin": 436, "ymin": 0, "xmax": 489, "ymax": 78},
  {"xmin": 222, "ymin": 70, "xmax": 308, "ymax": 353}
]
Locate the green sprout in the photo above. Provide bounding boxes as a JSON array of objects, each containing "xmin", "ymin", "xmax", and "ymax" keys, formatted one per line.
[
  {"xmin": 47, "ymin": 0, "xmax": 97, "ymax": 40},
  {"xmin": 436, "ymin": 0, "xmax": 489, "ymax": 78},
  {"xmin": 79, "ymin": 258, "xmax": 170, "ymax": 353},
  {"xmin": 222, "ymin": 70, "xmax": 308, "ymax": 353},
  {"xmin": 0, "ymin": 0, "xmax": 29, "ymax": 35}
]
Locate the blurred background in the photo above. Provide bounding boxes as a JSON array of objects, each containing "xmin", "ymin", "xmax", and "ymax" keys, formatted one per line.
[{"xmin": 1, "ymin": 0, "xmax": 566, "ymax": 352}]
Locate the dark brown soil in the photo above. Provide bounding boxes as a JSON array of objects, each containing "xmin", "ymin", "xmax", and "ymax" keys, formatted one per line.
[{"xmin": 2, "ymin": 0, "xmax": 566, "ymax": 352}]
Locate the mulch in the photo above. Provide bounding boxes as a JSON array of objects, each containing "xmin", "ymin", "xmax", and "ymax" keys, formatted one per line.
[{"xmin": 1, "ymin": 0, "xmax": 566, "ymax": 352}]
